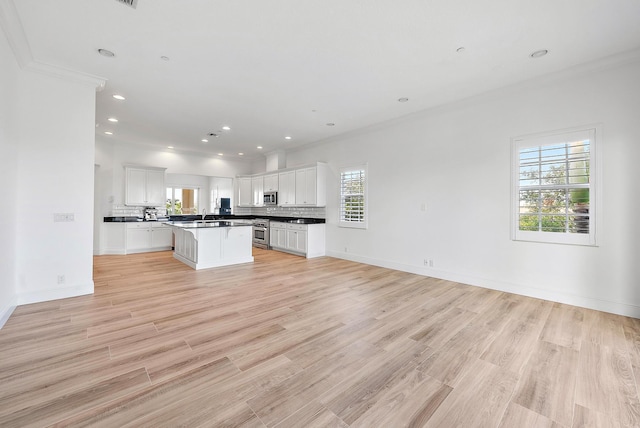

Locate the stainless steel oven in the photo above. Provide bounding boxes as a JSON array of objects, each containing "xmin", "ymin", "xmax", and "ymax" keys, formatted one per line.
[{"xmin": 252, "ymin": 219, "xmax": 270, "ymax": 249}]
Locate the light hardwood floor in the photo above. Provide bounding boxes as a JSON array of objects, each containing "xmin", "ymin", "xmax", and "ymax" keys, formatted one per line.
[{"xmin": 2, "ymin": 249, "xmax": 640, "ymax": 427}]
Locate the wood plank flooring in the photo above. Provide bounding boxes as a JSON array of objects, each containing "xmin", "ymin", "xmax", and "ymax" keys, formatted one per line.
[{"xmin": 1, "ymin": 249, "xmax": 640, "ymax": 427}]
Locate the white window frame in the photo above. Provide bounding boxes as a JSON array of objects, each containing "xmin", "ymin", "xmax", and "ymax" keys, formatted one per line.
[
  {"xmin": 339, "ymin": 164, "xmax": 368, "ymax": 229},
  {"xmin": 511, "ymin": 125, "xmax": 600, "ymax": 246}
]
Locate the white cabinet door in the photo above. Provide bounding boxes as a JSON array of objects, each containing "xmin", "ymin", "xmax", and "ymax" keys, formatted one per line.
[
  {"xmin": 278, "ymin": 171, "xmax": 295, "ymax": 206},
  {"xmin": 102, "ymin": 223, "xmax": 125, "ymax": 254},
  {"xmin": 251, "ymin": 176, "xmax": 264, "ymax": 206},
  {"xmin": 238, "ymin": 177, "xmax": 252, "ymax": 206},
  {"xmin": 286, "ymin": 224, "xmax": 307, "ymax": 253},
  {"xmin": 125, "ymin": 167, "xmax": 166, "ymax": 207},
  {"xmin": 263, "ymin": 173, "xmax": 279, "ymax": 192},
  {"xmin": 145, "ymin": 170, "xmax": 166, "ymax": 206},
  {"xmin": 127, "ymin": 227, "xmax": 150, "ymax": 251},
  {"xmin": 151, "ymin": 226, "xmax": 172, "ymax": 248},
  {"xmin": 126, "ymin": 168, "xmax": 147, "ymax": 206},
  {"xmin": 295, "ymin": 167, "xmax": 317, "ymax": 206},
  {"xmin": 270, "ymin": 222, "xmax": 287, "ymax": 248}
]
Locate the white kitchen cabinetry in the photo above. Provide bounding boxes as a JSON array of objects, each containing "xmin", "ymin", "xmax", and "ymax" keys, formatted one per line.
[
  {"xmin": 295, "ymin": 164, "xmax": 327, "ymax": 206},
  {"xmin": 270, "ymin": 222, "xmax": 325, "ymax": 258},
  {"xmin": 101, "ymin": 223, "xmax": 125, "ymax": 255},
  {"xmin": 252, "ymin": 176, "xmax": 264, "ymax": 206},
  {"xmin": 263, "ymin": 173, "xmax": 279, "ymax": 192},
  {"xmin": 238, "ymin": 176, "xmax": 252, "ymax": 207},
  {"xmin": 169, "ymin": 224, "xmax": 253, "ymax": 270},
  {"xmin": 278, "ymin": 171, "xmax": 296, "ymax": 206},
  {"xmin": 286, "ymin": 224, "xmax": 307, "ymax": 253},
  {"xmin": 125, "ymin": 166, "xmax": 166, "ymax": 207},
  {"xmin": 270, "ymin": 222, "xmax": 287, "ymax": 248},
  {"xmin": 126, "ymin": 222, "xmax": 172, "ymax": 254}
]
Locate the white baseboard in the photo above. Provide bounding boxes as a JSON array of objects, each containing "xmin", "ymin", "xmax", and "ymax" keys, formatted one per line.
[
  {"xmin": 17, "ymin": 282, "xmax": 94, "ymax": 306},
  {"xmin": 327, "ymin": 251, "xmax": 640, "ymax": 319},
  {"xmin": 0, "ymin": 296, "xmax": 18, "ymax": 329}
]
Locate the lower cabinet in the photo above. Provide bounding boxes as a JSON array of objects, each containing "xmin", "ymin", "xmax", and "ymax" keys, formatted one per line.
[
  {"xmin": 101, "ymin": 223, "xmax": 126, "ymax": 255},
  {"xmin": 270, "ymin": 222, "xmax": 325, "ymax": 258},
  {"xmin": 125, "ymin": 222, "xmax": 173, "ymax": 254}
]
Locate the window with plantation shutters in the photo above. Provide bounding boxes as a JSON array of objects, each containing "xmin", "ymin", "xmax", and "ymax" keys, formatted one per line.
[
  {"xmin": 340, "ymin": 165, "xmax": 367, "ymax": 229},
  {"xmin": 512, "ymin": 126, "xmax": 598, "ymax": 246}
]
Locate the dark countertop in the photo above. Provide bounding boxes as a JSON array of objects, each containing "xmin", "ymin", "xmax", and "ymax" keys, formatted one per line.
[
  {"xmin": 165, "ymin": 219, "xmax": 254, "ymax": 229},
  {"xmin": 103, "ymin": 216, "xmax": 169, "ymax": 222},
  {"xmin": 104, "ymin": 215, "xmax": 325, "ymax": 224}
]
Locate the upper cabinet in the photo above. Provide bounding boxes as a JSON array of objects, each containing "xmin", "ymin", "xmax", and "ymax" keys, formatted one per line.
[
  {"xmin": 295, "ymin": 164, "xmax": 326, "ymax": 207},
  {"xmin": 263, "ymin": 173, "xmax": 279, "ymax": 192},
  {"xmin": 278, "ymin": 170, "xmax": 296, "ymax": 206},
  {"xmin": 236, "ymin": 162, "xmax": 326, "ymax": 208},
  {"xmin": 251, "ymin": 176, "xmax": 264, "ymax": 206},
  {"xmin": 125, "ymin": 166, "xmax": 166, "ymax": 207},
  {"xmin": 238, "ymin": 176, "xmax": 252, "ymax": 207}
]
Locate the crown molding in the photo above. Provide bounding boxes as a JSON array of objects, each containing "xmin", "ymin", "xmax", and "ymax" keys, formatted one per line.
[{"xmin": 0, "ymin": 0, "xmax": 106, "ymax": 90}]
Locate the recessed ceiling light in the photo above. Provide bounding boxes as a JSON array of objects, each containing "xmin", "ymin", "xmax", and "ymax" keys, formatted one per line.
[
  {"xmin": 222, "ymin": 126, "xmax": 231, "ymax": 131},
  {"xmin": 168, "ymin": 146, "xmax": 174, "ymax": 149},
  {"xmin": 257, "ymin": 146, "xmax": 263, "ymax": 149},
  {"xmin": 108, "ymin": 117, "xmax": 118, "ymax": 122},
  {"xmin": 208, "ymin": 132, "xmax": 219, "ymax": 137},
  {"xmin": 326, "ymin": 123, "xmax": 335, "ymax": 126},
  {"xmin": 160, "ymin": 56, "xmax": 170, "ymax": 61},
  {"xmin": 104, "ymin": 131, "xmax": 113, "ymax": 135},
  {"xmin": 218, "ymin": 153, "xmax": 224, "ymax": 156},
  {"xmin": 530, "ymin": 49, "xmax": 549, "ymax": 58},
  {"xmin": 398, "ymin": 98, "xmax": 409, "ymax": 102},
  {"xmin": 112, "ymin": 94, "xmax": 125, "ymax": 100},
  {"xmin": 285, "ymin": 136, "xmax": 292, "ymax": 140},
  {"xmin": 98, "ymin": 48, "xmax": 115, "ymax": 57},
  {"xmin": 238, "ymin": 153, "xmax": 244, "ymax": 156},
  {"xmin": 201, "ymin": 139, "xmax": 208, "ymax": 143}
]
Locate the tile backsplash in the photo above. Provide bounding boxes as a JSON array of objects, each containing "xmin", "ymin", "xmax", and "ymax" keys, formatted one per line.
[
  {"xmin": 108, "ymin": 205, "xmax": 168, "ymax": 217},
  {"xmin": 235, "ymin": 206, "xmax": 326, "ymax": 219}
]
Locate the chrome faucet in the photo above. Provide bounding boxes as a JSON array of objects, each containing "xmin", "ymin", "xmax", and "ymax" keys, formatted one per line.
[{"xmin": 202, "ymin": 208, "xmax": 207, "ymax": 220}]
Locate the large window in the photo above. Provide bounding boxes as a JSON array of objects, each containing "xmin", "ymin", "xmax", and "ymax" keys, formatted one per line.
[
  {"xmin": 339, "ymin": 165, "xmax": 367, "ymax": 229},
  {"xmin": 512, "ymin": 127, "xmax": 598, "ymax": 246},
  {"xmin": 166, "ymin": 187, "xmax": 199, "ymax": 215}
]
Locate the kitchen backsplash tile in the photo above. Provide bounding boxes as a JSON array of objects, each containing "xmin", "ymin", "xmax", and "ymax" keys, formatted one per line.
[
  {"xmin": 235, "ymin": 206, "xmax": 325, "ymax": 219},
  {"xmin": 108, "ymin": 205, "xmax": 168, "ymax": 217}
]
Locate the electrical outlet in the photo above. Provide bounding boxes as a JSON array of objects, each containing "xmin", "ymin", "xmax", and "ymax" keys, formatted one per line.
[
  {"xmin": 53, "ymin": 213, "xmax": 75, "ymax": 222},
  {"xmin": 424, "ymin": 259, "xmax": 434, "ymax": 267},
  {"xmin": 57, "ymin": 275, "xmax": 65, "ymax": 284}
]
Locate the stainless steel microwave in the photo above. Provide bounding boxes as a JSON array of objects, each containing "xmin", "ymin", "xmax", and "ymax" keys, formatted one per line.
[{"xmin": 264, "ymin": 191, "xmax": 277, "ymax": 205}]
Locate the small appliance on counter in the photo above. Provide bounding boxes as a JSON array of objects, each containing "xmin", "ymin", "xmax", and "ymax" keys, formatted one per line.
[
  {"xmin": 219, "ymin": 198, "xmax": 231, "ymax": 215},
  {"xmin": 144, "ymin": 208, "xmax": 158, "ymax": 221}
]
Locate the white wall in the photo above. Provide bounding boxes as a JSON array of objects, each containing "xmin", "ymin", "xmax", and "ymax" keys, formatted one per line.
[
  {"xmin": 0, "ymin": 25, "xmax": 19, "ymax": 326},
  {"xmin": 0, "ymin": 21, "xmax": 100, "ymax": 310},
  {"xmin": 14, "ymin": 70, "xmax": 98, "ymax": 304},
  {"xmin": 287, "ymin": 57, "xmax": 640, "ymax": 318}
]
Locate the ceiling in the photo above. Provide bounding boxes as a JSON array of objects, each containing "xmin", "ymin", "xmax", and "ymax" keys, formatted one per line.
[{"xmin": 8, "ymin": 0, "xmax": 640, "ymax": 160}]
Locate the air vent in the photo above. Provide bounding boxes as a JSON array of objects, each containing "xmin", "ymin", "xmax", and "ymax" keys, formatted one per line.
[{"xmin": 115, "ymin": 0, "xmax": 138, "ymax": 9}]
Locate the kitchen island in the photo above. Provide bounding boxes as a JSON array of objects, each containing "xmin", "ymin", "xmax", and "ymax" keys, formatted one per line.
[{"xmin": 164, "ymin": 220, "xmax": 254, "ymax": 270}]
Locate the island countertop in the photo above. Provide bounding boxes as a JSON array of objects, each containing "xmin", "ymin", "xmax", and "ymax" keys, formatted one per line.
[{"xmin": 164, "ymin": 220, "xmax": 254, "ymax": 229}]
